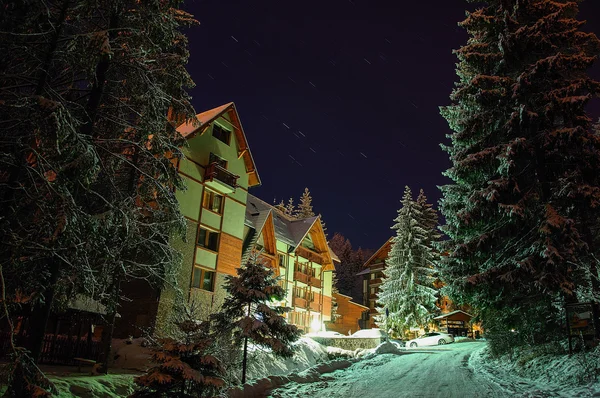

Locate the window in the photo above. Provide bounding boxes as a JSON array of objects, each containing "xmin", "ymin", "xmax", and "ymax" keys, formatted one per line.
[
  {"xmin": 209, "ymin": 153, "xmax": 227, "ymax": 168},
  {"xmin": 192, "ymin": 267, "xmax": 215, "ymax": 291},
  {"xmin": 278, "ymin": 253, "xmax": 286, "ymax": 268},
  {"xmin": 197, "ymin": 226, "xmax": 219, "ymax": 251},
  {"xmin": 212, "ymin": 124, "xmax": 231, "ymax": 145},
  {"xmin": 202, "ymin": 190, "xmax": 223, "ymax": 214}
]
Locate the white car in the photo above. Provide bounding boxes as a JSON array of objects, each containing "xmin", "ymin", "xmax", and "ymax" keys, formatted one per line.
[{"xmin": 407, "ymin": 332, "xmax": 454, "ymax": 347}]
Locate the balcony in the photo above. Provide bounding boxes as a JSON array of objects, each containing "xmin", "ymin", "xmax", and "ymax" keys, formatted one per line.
[
  {"xmin": 294, "ymin": 271, "xmax": 309, "ymax": 285},
  {"xmin": 369, "ymin": 292, "xmax": 378, "ymax": 300},
  {"xmin": 204, "ymin": 163, "xmax": 238, "ymax": 194},
  {"xmin": 309, "ymin": 300, "xmax": 320, "ymax": 312},
  {"xmin": 292, "ymin": 296, "xmax": 307, "ymax": 308},
  {"xmin": 309, "ymin": 275, "xmax": 321, "ymax": 288},
  {"xmin": 370, "ymin": 278, "xmax": 382, "ymax": 285}
]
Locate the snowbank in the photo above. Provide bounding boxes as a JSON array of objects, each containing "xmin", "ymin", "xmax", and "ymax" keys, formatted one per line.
[
  {"xmin": 470, "ymin": 344, "xmax": 600, "ymax": 397},
  {"xmin": 245, "ymin": 337, "xmax": 329, "ymax": 381},
  {"xmin": 51, "ymin": 374, "xmax": 135, "ymax": 398}
]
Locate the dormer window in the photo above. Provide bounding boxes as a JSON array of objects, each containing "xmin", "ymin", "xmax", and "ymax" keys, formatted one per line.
[{"xmin": 212, "ymin": 124, "xmax": 231, "ymax": 145}]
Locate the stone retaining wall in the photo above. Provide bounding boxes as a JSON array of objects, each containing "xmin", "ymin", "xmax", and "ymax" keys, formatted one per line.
[{"xmin": 308, "ymin": 337, "xmax": 384, "ymax": 350}]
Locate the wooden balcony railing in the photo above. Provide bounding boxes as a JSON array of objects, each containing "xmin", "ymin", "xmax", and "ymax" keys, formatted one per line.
[
  {"xmin": 370, "ymin": 278, "xmax": 382, "ymax": 285},
  {"xmin": 309, "ymin": 276, "xmax": 321, "ymax": 288},
  {"xmin": 309, "ymin": 300, "xmax": 320, "ymax": 312},
  {"xmin": 205, "ymin": 163, "xmax": 238, "ymax": 189},
  {"xmin": 292, "ymin": 296, "xmax": 307, "ymax": 308},
  {"xmin": 369, "ymin": 292, "xmax": 378, "ymax": 299},
  {"xmin": 294, "ymin": 271, "xmax": 309, "ymax": 285}
]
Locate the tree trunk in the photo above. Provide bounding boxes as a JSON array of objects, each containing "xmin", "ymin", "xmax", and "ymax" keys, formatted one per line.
[
  {"xmin": 80, "ymin": 10, "xmax": 119, "ymax": 138},
  {"xmin": 30, "ymin": 260, "xmax": 60, "ymax": 363},
  {"xmin": 99, "ymin": 273, "xmax": 121, "ymax": 374},
  {"xmin": 2, "ymin": 0, "xmax": 70, "ymax": 205},
  {"xmin": 241, "ymin": 336, "xmax": 249, "ymax": 385},
  {"xmin": 241, "ymin": 302, "xmax": 251, "ymax": 384}
]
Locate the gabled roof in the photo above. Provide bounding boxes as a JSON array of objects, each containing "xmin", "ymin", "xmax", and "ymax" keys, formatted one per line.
[
  {"xmin": 176, "ymin": 102, "xmax": 261, "ymax": 187},
  {"xmin": 363, "ymin": 237, "xmax": 394, "ymax": 268},
  {"xmin": 244, "ymin": 194, "xmax": 335, "ymax": 270},
  {"xmin": 433, "ymin": 310, "xmax": 473, "ymax": 320}
]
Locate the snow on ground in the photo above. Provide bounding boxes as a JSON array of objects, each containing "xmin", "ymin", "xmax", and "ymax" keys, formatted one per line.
[
  {"xmin": 51, "ymin": 374, "xmax": 135, "ymax": 398},
  {"xmin": 471, "ymin": 344, "xmax": 600, "ymax": 397},
  {"xmin": 230, "ymin": 340, "xmax": 403, "ymax": 397},
  {"xmin": 246, "ymin": 337, "xmax": 329, "ymax": 380},
  {"xmin": 269, "ymin": 341, "xmax": 504, "ymax": 398}
]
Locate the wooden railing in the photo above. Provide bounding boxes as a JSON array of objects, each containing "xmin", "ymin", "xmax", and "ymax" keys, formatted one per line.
[
  {"xmin": 310, "ymin": 300, "xmax": 320, "ymax": 312},
  {"xmin": 205, "ymin": 163, "xmax": 238, "ymax": 188},
  {"xmin": 309, "ymin": 275, "xmax": 321, "ymax": 288},
  {"xmin": 294, "ymin": 271, "xmax": 309, "ymax": 285},
  {"xmin": 292, "ymin": 296, "xmax": 307, "ymax": 308},
  {"xmin": 0, "ymin": 332, "xmax": 101, "ymax": 365}
]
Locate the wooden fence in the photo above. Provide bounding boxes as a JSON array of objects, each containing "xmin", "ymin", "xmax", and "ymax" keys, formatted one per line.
[{"xmin": 0, "ymin": 332, "xmax": 101, "ymax": 365}]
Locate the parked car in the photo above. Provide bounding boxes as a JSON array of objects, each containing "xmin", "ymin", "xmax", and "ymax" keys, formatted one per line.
[{"xmin": 406, "ymin": 332, "xmax": 454, "ymax": 347}]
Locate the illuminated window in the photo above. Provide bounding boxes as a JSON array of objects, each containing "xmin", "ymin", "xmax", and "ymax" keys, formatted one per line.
[
  {"xmin": 192, "ymin": 267, "xmax": 215, "ymax": 291},
  {"xmin": 212, "ymin": 124, "xmax": 231, "ymax": 145},
  {"xmin": 197, "ymin": 226, "xmax": 219, "ymax": 251},
  {"xmin": 202, "ymin": 190, "xmax": 223, "ymax": 214}
]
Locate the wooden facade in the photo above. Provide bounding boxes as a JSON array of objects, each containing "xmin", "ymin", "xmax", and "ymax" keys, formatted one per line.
[
  {"xmin": 327, "ymin": 293, "xmax": 369, "ymax": 335},
  {"xmin": 243, "ymin": 194, "xmax": 336, "ymax": 333}
]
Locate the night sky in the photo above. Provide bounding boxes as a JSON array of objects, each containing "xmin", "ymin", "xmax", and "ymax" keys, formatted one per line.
[{"xmin": 182, "ymin": 0, "xmax": 600, "ymax": 251}]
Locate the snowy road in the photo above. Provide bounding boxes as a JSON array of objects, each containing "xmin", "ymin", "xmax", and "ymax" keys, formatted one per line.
[{"xmin": 269, "ymin": 341, "xmax": 507, "ymax": 398}]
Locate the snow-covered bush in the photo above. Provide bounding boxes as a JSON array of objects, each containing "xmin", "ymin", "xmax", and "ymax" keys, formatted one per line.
[{"xmin": 131, "ymin": 304, "xmax": 224, "ymax": 397}]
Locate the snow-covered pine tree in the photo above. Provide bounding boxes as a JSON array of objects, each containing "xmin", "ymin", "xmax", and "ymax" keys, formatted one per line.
[
  {"xmin": 284, "ymin": 198, "xmax": 296, "ymax": 218},
  {"xmin": 440, "ymin": 0, "xmax": 600, "ymax": 352},
  {"xmin": 274, "ymin": 199, "xmax": 287, "ymax": 215},
  {"xmin": 416, "ymin": 189, "xmax": 441, "ymax": 261},
  {"xmin": 132, "ymin": 303, "xmax": 224, "ymax": 397},
  {"xmin": 296, "ymin": 188, "xmax": 315, "ymax": 218},
  {"xmin": 211, "ymin": 253, "xmax": 301, "ymax": 384},
  {"xmin": 376, "ymin": 187, "xmax": 438, "ymax": 336}
]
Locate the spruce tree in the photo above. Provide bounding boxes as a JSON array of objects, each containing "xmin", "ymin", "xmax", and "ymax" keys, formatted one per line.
[
  {"xmin": 132, "ymin": 303, "xmax": 224, "ymax": 398},
  {"xmin": 212, "ymin": 253, "xmax": 301, "ymax": 384},
  {"xmin": 284, "ymin": 198, "xmax": 295, "ymax": 218},
  {"xmin": 439, "ymin": 0, "xmax": 600, "ymax": 351},
  {"xmin": 296, "ymin": 187, "xmax": 315, "ymax": 218},
  {"xmin": 377, "ymin": 187, "xmax": 438, "ymax": 336}
]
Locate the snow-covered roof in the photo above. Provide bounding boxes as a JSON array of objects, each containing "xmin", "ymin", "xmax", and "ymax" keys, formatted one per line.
[{"xmin": 433, "ymin": 310, "xmax": 473, "ymax": 320}]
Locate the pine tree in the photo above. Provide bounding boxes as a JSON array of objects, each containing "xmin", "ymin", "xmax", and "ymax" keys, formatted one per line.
[
  {"xmin": 329, "ymin": 233, "xmax": 355, "ymax": 298},
  {"xmin": 295, "ymin": 188, "xmax": 315, "ymax": 218},
  {"xmin": 132, "ymin": 303, "xmax": 224, "ymax": 398},
  {"xmin": 274, "ymin": 199, "xmax": 287, "ymax": 214},
  {"xmin": 284, "ymin": 198, "xmax": 296, "ymax": 218},
  {"xmin": 376, "ymin": 187, "xmax": 438, "ymax": 336},
  {"xmin": 212, "ymin": 253, "xmax": 301, "ymax": 384},
  {"xmin": 439, "ymin": 0, "xmax": 600, "ymax": 351}
]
